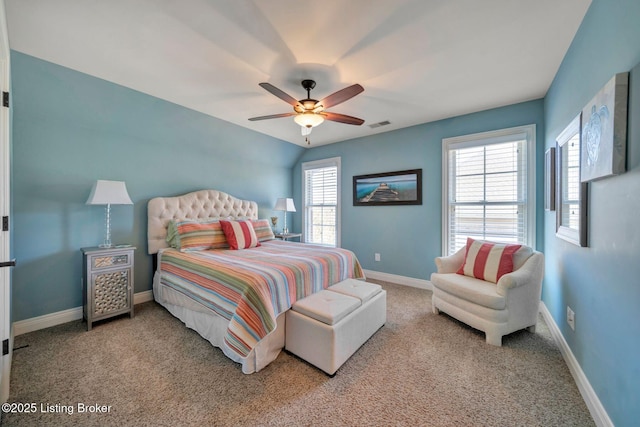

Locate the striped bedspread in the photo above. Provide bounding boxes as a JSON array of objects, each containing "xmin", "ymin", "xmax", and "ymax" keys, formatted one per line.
[{"xmin": 159, "ymin": 240, "xmax": 365, "ymax": 359}]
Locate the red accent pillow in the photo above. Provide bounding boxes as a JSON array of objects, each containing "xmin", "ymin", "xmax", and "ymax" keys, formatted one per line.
[
  {"xmin": 219, "ymin": 220, "xmax": 260, "ymax": 250},
  {"xmin": 457, "ymin": 238, "xmax": 522, "ymax": 283}
]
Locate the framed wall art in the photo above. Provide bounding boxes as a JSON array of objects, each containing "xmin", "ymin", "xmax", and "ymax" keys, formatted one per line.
[
  {"xmin": 353, "ymin": 169, "xmax": 422, "ymax": 206},
  {"xmin": 580, "ymin": 72, "xmax": 629, "ymax": 182}
]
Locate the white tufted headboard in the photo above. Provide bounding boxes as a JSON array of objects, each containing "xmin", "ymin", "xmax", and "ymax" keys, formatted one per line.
[{"xmin": 147, "ymin": 189, "xmax": 259, "ymax": 254}]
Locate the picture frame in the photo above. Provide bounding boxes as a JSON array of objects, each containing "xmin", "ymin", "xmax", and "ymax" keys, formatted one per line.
[
  {"xmin": 580, "ymin": 72, "xmax": 629, "ymax": 182},
  {"xmin": 353, "ymin": 169, "xmax": 422, "ymax": 206},
  {"xmin": 545, "ymin": 147, "xmax": 556, "ymax": 211},
  {"xmin": 556, "ymin": 114, "xmax": 588, "ymax": 247}
]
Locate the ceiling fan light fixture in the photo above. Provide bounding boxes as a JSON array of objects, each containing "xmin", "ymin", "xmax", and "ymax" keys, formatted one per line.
[
  {"xmin": 294, "ymin": 112, "xmax": 324, "ymax": 128},
  {"xmin": 249, "ymin": 80, "xmax": 365, "ymax": 143},
  {"xmin": 302, "ymin": 100, "xmax": 317, "ymax": 110}
]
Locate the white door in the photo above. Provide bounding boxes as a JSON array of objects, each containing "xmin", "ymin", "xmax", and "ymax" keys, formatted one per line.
[{"xmin": 0, "ymin": 1, "xmax": 11, "ymax": 404}]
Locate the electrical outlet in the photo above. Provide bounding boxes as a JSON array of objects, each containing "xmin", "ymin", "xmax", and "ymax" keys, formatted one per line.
[
  {"xmin": 567, "ymin": 306, "xmax": 575, "ymax": 331},
  {"xmin": 374, "ymin": 253, "xmax": 381, "ymax": 262}
]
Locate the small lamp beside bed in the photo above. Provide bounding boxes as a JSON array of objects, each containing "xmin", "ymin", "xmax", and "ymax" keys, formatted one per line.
[
  {"xmin": 274, "ymin": 197, "xmax": 296, "ymax": 234},
  {"xmin": 86, "ymin": 180, "xmax": 133, "ymax": 248}
]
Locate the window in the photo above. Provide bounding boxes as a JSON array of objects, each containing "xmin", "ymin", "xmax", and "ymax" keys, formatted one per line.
[
  {"xmin": 442, "ymin": 125, "xmax": 536, "ymax": 255},
  {"xmin": 302, "ymin": 157, "xmax": 341, "ymax": 247},
  {"xmin": 556, "ymin": 114, "xmax": 587, "ymax": 246}
]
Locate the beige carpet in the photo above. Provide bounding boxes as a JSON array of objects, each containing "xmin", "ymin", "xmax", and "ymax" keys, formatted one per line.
[{"xmin": 2, "ymin": 282, "xmax": 594, "ymax": 427}]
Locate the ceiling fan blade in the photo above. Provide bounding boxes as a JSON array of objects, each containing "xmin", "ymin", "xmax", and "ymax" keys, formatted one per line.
[
  {"xmin": 322, "ymin": 112, "xmax": 365, "ymax": 126},
  {"xmin": 259, "ymin": 82, "xmax": 303, "ymax": 108},
  {"xmin": 316, "ymin": 84, "xmax": 364, "ymax": 110},
  {"xmin": 248, "ymin": 112, "xmax": 296, "ymax": 121}
]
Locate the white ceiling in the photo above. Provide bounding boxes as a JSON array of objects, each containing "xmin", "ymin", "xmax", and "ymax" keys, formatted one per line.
[{"xmin": 5, "ymin": 0, "xmax": 591, "ymax": 147}]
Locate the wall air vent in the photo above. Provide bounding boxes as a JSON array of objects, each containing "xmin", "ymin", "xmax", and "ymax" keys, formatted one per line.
[{"xmin": 369, "ymin": 120, "xmax": 391, "ymax": 129}]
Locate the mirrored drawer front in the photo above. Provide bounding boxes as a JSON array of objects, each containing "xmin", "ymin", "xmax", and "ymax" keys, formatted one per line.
[
  {"xmin": 91, "ymin": 253, "xmax": 131, "ymax": 269},
  {"xmin": 93, "ymin": 270, "xmax": 130, "ymax": 315}
]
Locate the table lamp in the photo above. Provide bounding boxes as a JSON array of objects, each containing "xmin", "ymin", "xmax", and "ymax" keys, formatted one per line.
[
  {"xmin": 274, "ymin": 197, "xmax": 296, "ymax": 234},
  {"xmin": 86, "ymin": 180, "xmax": 133, "ymax": 248}
]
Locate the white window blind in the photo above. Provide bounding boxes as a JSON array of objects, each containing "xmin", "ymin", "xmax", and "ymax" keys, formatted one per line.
[
  {"xmin": 560, "ymin": 131, "xmax": 581, "ymax": 229},
  {"xmin": 442, "ymin": 126, "xmax": 536, "ymax": 255},
  {"xmin": 302, "ymin": 157, "xmax": 341, "ymax": 247}
]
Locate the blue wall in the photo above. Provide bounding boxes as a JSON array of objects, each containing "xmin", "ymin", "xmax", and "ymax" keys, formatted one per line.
[
  {"xmin": 543, "ymin": 0, "xmax": 640, "ymax": 425},
  {"xmin": 293, "ymin": 100, "xmax": 545, "ymax": 280},
  {"xmin": 11, "ymin": 51, "xmax": 304, "ymax": 321}
]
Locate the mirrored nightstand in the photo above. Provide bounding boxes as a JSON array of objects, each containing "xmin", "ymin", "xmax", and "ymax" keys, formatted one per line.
[{"xmin": 81, "ymin": 246, "xmax": 135, "ymax": 330}]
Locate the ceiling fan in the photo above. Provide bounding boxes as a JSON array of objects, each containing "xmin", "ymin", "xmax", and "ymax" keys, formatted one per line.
[{"xmin": 249, "ymin": 79, "xmax": 365, "ymax": 143}]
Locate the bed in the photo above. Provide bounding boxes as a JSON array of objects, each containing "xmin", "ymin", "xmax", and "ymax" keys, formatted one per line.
[{"xmin": 148, "ymin": 189, "xmax": 365, "ymax": 373}]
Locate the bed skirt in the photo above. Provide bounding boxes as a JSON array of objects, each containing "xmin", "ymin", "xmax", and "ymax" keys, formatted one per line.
[{"xmin": 153, "ymin": 271, "xmax": 286, "ymax": 373}]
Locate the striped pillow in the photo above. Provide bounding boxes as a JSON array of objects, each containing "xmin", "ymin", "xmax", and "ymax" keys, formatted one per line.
[
  {"xmin": 252, "ymin": 219, "xmax": 275, "ymax": 242},
  {"xmin": 457, "ymin": 238, "xmax": 522, "ymax": 283},
  {"xmin": 220, "ymin": 220, "xmax": 261, "ymax": 250},
  {"xmin": 166, "ymin": 219, "xmax": 229, "ymax": 251}
]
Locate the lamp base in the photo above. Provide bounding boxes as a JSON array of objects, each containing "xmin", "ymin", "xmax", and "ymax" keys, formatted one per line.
[{"xmin": 100, "ymin": 204, "xmax": 112, "ymax": 249}]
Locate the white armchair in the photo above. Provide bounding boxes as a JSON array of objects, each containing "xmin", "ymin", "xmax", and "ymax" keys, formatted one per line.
[{"xmin": 430, "ymin": 244, "xmax": 544, "ymax": 346}]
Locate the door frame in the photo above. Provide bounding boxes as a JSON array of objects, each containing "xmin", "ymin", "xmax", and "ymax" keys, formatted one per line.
[{"xmin": 0, "ymin": 0, "xmax": 11, "ymax": 404}]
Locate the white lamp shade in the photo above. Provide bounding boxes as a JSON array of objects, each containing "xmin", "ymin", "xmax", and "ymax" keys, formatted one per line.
[
  {"xmin": 274, "ymin": 197, "xmax": 296, "ymax": 212},
  {"xmin": 294, "ymin": 112, "xmax": 324, "ymax": 128},
  {"xmin": 86, "ymin": 180, "xmax": 133, "ymax": 205}
]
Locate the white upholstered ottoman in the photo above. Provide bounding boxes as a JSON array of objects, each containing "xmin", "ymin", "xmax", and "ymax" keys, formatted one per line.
[{"xmin": 285, "ymin": 279, "xmax": 386, "ymax": 375}]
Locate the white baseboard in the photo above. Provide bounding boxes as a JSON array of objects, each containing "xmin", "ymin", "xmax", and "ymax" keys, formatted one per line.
[
  {"xmin": 539, "ymin": 302, "xmax": 613, "ymax": 427},
  {"xmin": 13, "ymin": 306, "xmax": 83, "ymax": 336},
  {"xmin": 363, "ymin": 269, "xmax": 432, "ymax": 290},
  {"xmin": 134, "ymin": 290, "xmax": 154, "ymax": 305},
  {"xmin": 13, "ymin": 290, "xmax": 155, "ymax": 336}
]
